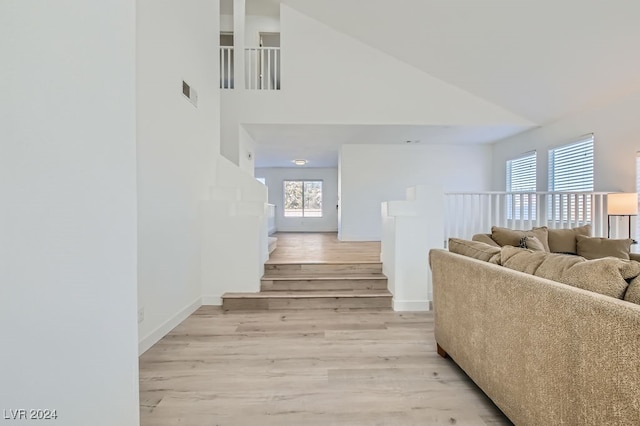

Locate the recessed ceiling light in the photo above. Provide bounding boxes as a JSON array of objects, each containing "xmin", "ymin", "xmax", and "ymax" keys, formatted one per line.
[{"xmin": 292, "ymin": 159, "xmax": 308, "ymax": 166}]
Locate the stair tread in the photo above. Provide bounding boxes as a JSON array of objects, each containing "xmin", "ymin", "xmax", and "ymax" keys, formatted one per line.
[
  {"xmin": 223, "ymin": 290, "xmax": 392, "ymax": 299},
  {"xmin": 262, "ymin": 275, "xmax": 387, "ymax": 281}
]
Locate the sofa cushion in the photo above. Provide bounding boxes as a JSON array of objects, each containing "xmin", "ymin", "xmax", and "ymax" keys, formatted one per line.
[
  {"xmin": 501, "ymin": 246, "xmax": 584, "ymax": 280},
  {"xmin": 576, "ymin": 235, "xmax": 631, "ymax": 260},
  {"xmin": 449, "ymin": 238, "xmax": 501, "ymax": 263},
  {"xmin": 546, "ymin": 224, "xmax": 591, "ymax": 254},
  {"xmin": 491, "ymin": 226, "xmax": 550, "ymax": 252},
  {"xmin": 500, "ymin": 246, "xmax": 640, "ymax": 299},
  {"xmin": 560, "ymin": 258, "xmax": 640, "ymax": 299},
  {"xmin": 500, "ymin": 246, "xmax": 549, "ymax": 274}
]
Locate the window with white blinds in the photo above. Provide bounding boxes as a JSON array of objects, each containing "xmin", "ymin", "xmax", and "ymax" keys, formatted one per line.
[
  {"xmin": 506, "ymin": 151, "xmax": 537, "ymax": 220},
  {"xmin": 548, "ymin": 134, "xmax": 594, "ymax": 221},
  {"xmin": 548, "ymin": 135, "xmax": 594, "ymax": 192},
  {"xmin": 507, "ymin": 151, "xmax": 537, "ymax": 192}
]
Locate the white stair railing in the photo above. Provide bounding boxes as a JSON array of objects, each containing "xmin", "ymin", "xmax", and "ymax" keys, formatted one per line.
[
  {"xmin": 245, "ymin": 47, "xmax": 280, "ymax": 90},
  {"xmin": 444, "ymin": 191, "xmax": 610, "ymax": 242},
  {"xmin": 267, "ymin": 204, "xmax": 276, "ymax": 235},
  {"xmin": 219, "ymin": 47, "xmax": 234, "ymax": 89}
]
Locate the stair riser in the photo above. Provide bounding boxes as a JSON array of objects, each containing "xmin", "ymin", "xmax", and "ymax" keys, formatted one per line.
[
  {"xmin": 223, "ymin": 296, "xmax": 392, "ymax": 311},
  {"xmin": 261, "ymin": 279, "xmax": 388, "ymax": 291},
  {"xmin": 265, "ymin": 264, "xmax": 382, "ymax": 276}
]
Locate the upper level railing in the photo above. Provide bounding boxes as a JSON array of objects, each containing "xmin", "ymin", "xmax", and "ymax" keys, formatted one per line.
[
  {"xmin": 220, "ymin": 46, "xmax": 234, "ymax": 89},
  {"xmin": 267, "ymin": 204, "xmax": 276, "ymax": 235},
  {"xmin": 444, "ymin": 191, "xmax": 610, "ymax": 241},
  {"xmin": 219, "ymin": 46, "xmax": 281, "ymax": 90},
  {"xmin": 245, "ymin": 47, "xmax": 281, "ymax": 90}
]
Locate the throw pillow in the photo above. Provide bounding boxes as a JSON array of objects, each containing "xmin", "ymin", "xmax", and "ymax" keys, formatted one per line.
[
  {"xmin": 491, "ymin": 226, "xmax": 550, "ymax": 252},
  {"xmin": 519, "ymin": 235, "xmax": 546, "ymax": 251},
  {"xmin": 471, "ymin": 233, "xmax": 500, "ymax": 247},
  {"xmin": 576, "ymin": 235, "xmax": 631, "ymax": 260},
  {"xmin": 546, "ymin": 224, "xmax": 592, "ymax": 254},
  {"xmin": 560, "ymin": 258, "xmax": 640, "ymax": 299},
  {"xmin": 449, "ymin": 238, "xmax": 501, "ymax": 263}
]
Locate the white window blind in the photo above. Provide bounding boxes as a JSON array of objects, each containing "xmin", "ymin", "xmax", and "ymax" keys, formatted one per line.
[
  {"xmin": 507, "ymin": 151, "xmax": 537, "ymax": 192},
  {"xmin": 548, "ymin": 134, "xmax": 594, "ymax": 192},
  {"xmin": 506, "ymin": 151, "xmax": 537, "ymax": 220},
  {"xmin": 548, "ymin": 134, "xmax": 594, "ymax": 221}
]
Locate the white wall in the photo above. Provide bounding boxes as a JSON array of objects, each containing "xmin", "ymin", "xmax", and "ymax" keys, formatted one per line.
[
  {"xmin": 238, "ymin": 126, "xmax": 257, "ymax": 174},
  {"xmin": 220, "ymin": 13, "xmax": 279, "ymax": 44},
  {"xmin": 221, "ymin": 13, "xmax": 234, "ymax": 32},
  {"xmin": 201, "ymin": 157, "xmax": 269, "ymax": 304},
  {"xmin": 340, "ymin": 144, "xmax": 493, "ymax": 241},
  {"xmin": 492, "ymin": 91, "xmax": 640, "ymax": 193},
  {"xmin": 137, "ymin": 0, "xmax": 220, "ymax": 353},
  {"xmin": 0, "ymin": 2, "xmax": 139, "ymax": 425},
  {"xmin": 256, "ymin": 167, "xmax": 339, "ymax": 232},
  {"xmin": 246, "ymin": 15, "xmax": 280, "ymax": 46}
]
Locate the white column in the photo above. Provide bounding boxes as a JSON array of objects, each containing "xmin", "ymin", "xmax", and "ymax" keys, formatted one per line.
[
  {"xmin": 381, "ymin": 185, "xmax": 444, "ymax": 311},
  {"xmin": 233, "ymin": 0, "xmax": 245, "ymax": 89}
]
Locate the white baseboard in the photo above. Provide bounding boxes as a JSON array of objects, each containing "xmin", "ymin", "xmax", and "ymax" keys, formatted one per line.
[
  {"xmin": 393, "ymin": 299, "xmax": 431, "ymax": 312},
  {"xmin": 338, "ymin": 234, "xmax": 381, "ymax": 242},
  {"xmin": 138, "ymin": 297, "xmax": 202, "ymax": 356},
  {"xmin": 201, "ymin": 294, "xmax": 222, "ymax": 306}
]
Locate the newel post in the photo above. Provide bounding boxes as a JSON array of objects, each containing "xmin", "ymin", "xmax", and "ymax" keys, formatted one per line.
[{"xmin": 381, "ymin": 185, "xmax": 444, "ymax": 311}]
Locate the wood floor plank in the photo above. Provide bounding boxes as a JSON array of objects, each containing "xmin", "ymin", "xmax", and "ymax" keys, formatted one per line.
[{"xmin": 139, "ymin": 307, "xmax": 512, "ymax": 425}]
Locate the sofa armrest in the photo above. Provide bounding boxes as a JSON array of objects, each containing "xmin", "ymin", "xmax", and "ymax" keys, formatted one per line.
[
  {"xmin": 630, "ymin": 252, "xmax": 640, "ymax": 263},
  {"xmin": 430, "ymin": 249, "xmax": 640, "ymax": 426}
]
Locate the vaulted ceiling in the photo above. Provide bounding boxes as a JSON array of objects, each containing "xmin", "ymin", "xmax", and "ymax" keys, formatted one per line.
[
  {"xmin": 233, "ymin": 0, "xmax": 640, "ymax": 167},
  {"xmin": 281, "ymin": 0, "xmax": 640, "ymax": 124}
]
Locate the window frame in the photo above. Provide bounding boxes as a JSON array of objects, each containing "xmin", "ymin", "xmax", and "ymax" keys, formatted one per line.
[{"xmin": 283, "ymin": 179, "xmax": 323, "ymax": 218}]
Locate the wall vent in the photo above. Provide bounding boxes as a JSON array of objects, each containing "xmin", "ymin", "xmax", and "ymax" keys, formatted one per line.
[{"xmin": 182, "ymin": 80, "xmax": 198, "ymax": 107}]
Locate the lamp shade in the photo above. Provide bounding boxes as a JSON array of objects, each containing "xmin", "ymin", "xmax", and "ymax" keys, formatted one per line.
[{"xmin": 607, "ymin": 193, "xmax": 638, "ymax": 215}]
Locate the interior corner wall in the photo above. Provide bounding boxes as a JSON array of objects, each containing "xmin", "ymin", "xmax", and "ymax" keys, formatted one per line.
[
  {"xmin": 245, "ymin": 15, "xmax": 280, "ymax": 46},
  {"xmin": 339, "ymin": 144, "xmax": 492, "ymax": 241},
  {"xmin": 137, "ymin": 0, "xmax": 220, "ymax": 353},
  {"xmin": 1, "ymin": 2, "xmax": 139, "ymax": 425},
  {"xmin": 255, "ymin": 167, "xmax": 339, "ymax": 232},
  {"xmin": 491, "ymin": 91, "xmax": 640, "ymax": 193},
  {"xmin": 238, "ymin": 126, "xmax": 256, "ymax": 175}
]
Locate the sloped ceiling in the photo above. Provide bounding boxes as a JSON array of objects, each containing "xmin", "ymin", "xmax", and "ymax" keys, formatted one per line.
[{"xmin": 281, "ymin": 0, "xmax": 640, "ymax": 124}]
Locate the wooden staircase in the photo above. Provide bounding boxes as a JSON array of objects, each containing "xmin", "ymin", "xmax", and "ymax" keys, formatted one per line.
[{"xmin": 222, "ymin": 261, "xmax": 392, "ymax": 311}]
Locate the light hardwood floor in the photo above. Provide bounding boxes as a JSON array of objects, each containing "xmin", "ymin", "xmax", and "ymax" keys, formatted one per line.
[
  {"xmin": 267, "ymin": 232, "xmax": 382, "ymax": 264},
  {"xmin": 139, "ymin": 307, "xmax": 512, "ymax": 425}
]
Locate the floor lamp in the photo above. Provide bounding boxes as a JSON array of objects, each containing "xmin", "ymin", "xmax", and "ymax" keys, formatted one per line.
[{"xmin": 607, "ymin": 193, "xmax": 638, "ymax": 241}]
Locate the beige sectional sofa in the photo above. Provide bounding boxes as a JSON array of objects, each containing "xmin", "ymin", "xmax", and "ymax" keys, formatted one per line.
[{"xmin": 429, "ymin": 226, "xmax": 640, "ymax": 425}]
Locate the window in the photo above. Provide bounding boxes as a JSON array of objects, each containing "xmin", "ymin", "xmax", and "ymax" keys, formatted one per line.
[
  {"xmin": 548, "ymin": 134, "xmax": 594, "ymax": 221},
  {"xmin": 283, "ymin": 180, "xmax": 323, "ymax": 217},
  {"xmin": 256, "ymin": 177, "xmax": 266, "ymax": 185},
  {"xmin": 506, "ymin": 151, "xmax": 537, "ymax": 220}
]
